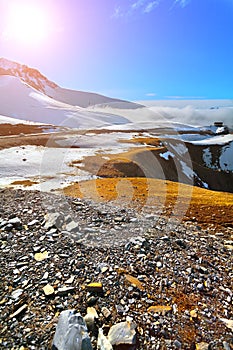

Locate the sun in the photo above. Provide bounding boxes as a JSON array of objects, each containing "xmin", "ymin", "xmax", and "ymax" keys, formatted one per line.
[{"xmin": 4, "ymin": 2, "xmax": 49, "ymax": 46}]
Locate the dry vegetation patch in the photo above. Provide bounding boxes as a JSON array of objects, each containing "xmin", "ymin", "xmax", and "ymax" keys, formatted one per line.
[{"xmin": 63, "ymin": 177, "xmax": 233, "ymax": 229}]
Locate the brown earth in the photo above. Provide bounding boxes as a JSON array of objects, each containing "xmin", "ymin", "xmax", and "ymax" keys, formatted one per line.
[
  {"xmin": 62, "ymin": 177, "xmax": 233, "ymax": 230},
  {"xmin": 0, "ymin": 124, "xmax": 67, "ymax": 149},
  {"xmin": 1, "ymin": 125, "xmax": 232, "ymax": 229}
]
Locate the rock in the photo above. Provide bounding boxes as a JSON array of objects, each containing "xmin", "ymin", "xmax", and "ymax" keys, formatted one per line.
[
  {"xmin": 190, "ymin": 309, "xmax": 198, "ymax": 319},
  {"xmin": 44, "ymin": 213, "xmax": 63, "ymax": 230},
  {"xmin": 9, "ymin": 304, "xmax": 28, "ymax": 319},
  {"xmin": 56, "ymin": 287, "xmax": 75, "ymax": 296},
  {"xmin": 27, "ymin": 219, "xmax": 40, "ymax": 227},
  {"xmin": 147, "ymin": 305, "xmax": 172, "ymax": 315},
  {"xmin": 101, "ymin": 307, "xmax": 111, "ymax": 319},
  {"xmin": 97, "ymin": 329, "xmax": 113, "ymax": 350},
  {"xmin": 223, "ymin": 342, "xmax": 231, "ymax": 350},
  {"xmin": 195, "ymin": 342, "xmax": 209, "ymax": 350},
  {"xmin": 86, "ymin": 283, "xmax": 103, "ymax": 294},
  {"xmin": 34, "ymin": 251, "xmax": 49, "ymax": 261},
  {"xmin": 174, "ymin": 339, "xmax": 182, "ymax": 348},
  {"xmin": 8, "ymin": 217, "xmax": 22, "ymax": 229},
  {"xmin": 52, "ymin": 310, "xmax": 93, "ymax": 350},
  {"xmin": 11, "ymin": 288, "xmax": 24, "ymax": 300},
  {"xmin": 86, "ymin": 296, "xmax": 98, "ymax": 307},
  {"xmin": 220, "ymin": 318, "xmax": 233, "ymax": 331},
  {"xmin": 42, "ymin": 271, "xmax": 49, "ymax": 280},
  {"xmin": 43, "ymin": 284, "xmax": 54, "ymax": 296},
  {"xmin": 108, "ymin": 317, "xmax": 136, "ymax": 346},
  {"xmin": 64, "ymin": 220, "xmax": 79, "ymax": 232},
  {"xmin": 196, "ymin": 283, "xmax": 204, "ymax": 291},
  {"xmin": 65, "ymin": 276, "xmax": 75, "ymax": 284},
  {"xmin": 4, "ymin": 223, "xmax": 13, "ymax": 231},
  {"xmin": 84, "ymin": 307, "xmax": 98, "ymax": 334},
  {"xmin": 175, "ymin": 239, "xmax": 187, "ymax": 249},
  {"xmin": 114, "ymin": 217, "xmax": 124, "ymax": 222},
  {"xmin": 124, "ymin": 274, "xmax": 144, "ymax": 291}
]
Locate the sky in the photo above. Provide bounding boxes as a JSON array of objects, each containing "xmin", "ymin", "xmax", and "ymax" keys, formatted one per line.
[{"xmin": 0, "ymin": 0, "xmax": 233, "ymax": 101}]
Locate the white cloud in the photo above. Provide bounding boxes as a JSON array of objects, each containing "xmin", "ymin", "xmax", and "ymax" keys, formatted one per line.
[
  {"xmin": 144, "ymin": 1, "xmax": 160, "ymax": 13},
  {"xmin": 146, "ymin": 92, "xmax": 157, "ymax": 96},
  {"xmin": 112, "ymin": 0, "xmax": 191, "ymax": 19},
  {"xmin": 173, "ymin": 0, "xmax": 191, "ymax": 8},
  {"xmin": 131, "ymin": 0, "xmax": 146, "ymax": 10},
  {"xmin": 165, "ymin": 95, "xmax": 206, "ymax": 99},
  {"xmin": 112, "ymin": 6, "xmax": 123, "ymax": 18}
]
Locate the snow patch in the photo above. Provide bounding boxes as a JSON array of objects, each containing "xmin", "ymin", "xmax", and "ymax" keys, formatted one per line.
[
  {"xmin": 219, "ymin": 142, "xmax": 233, "ymax": 171},
  {"xmin": 180, "ymin": 161, "xmax": 194, "ymax": 179},
  {"xmin": 159, "ymin": 151, "xmax": 174, "ymax": 160},
  {"xmin": 169, "ymin": 143, "xmax": 187, "ymax": 155}
]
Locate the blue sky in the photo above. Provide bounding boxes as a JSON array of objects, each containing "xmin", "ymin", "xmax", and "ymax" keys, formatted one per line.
[{"xmin": 0, "ymin": 0, "xmax": 233, "ymax": 100}]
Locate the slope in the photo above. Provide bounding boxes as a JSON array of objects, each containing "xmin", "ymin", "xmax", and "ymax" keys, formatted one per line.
[
  {"xmin": 0, "ymin": 57, "xmax": 142, "ymax": 109},
  {"xmin": 0, "ymin": 75, "xmax": 130, "ymax": 128}
]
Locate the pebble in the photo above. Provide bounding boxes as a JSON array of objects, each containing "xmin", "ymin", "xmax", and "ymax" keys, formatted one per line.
[
  {"xmin": 86, "ymin": 282, "xmax": 103, "ymax": 294},
  {"xmin": 1, "ymin": 188, "xmax": 233, "ymax": 349},
  {"xmin": 34, "ymin": 251, "xmax": 49, "ymax": 261},
  {"xmin": 43, "ymin": 284, "xmax": 54, "ymax": 296}
]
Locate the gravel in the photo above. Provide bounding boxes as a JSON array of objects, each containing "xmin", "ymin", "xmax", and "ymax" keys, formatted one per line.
[{"xmin": 0, "ymin": 188, "xmax": 232, "ymax": 349}]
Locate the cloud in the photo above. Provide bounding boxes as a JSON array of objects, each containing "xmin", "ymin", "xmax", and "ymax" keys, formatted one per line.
[
  {"xmin": 146, "ymin": 92, "xmax": 157, "ymax": 97},
  {"xmin": 172, "ymin": 0, "xmax": 191, "ymax": 8},
  {"xmin": 131, "ymin": 0, "xmax": 146, "ymax": 10},
  {"xmin": 144, "ymin": 1, "xmax": 160, "ymax": 13},
  {"xmin": 165, "ymin": 95, "xmax": 206, "ymax": 99},
  {"xmin": 113, "ymin": 0, "xmax": 191, "ymax": 19},
  {"xmin": 112, "ymin": 6, "xmax": 123, "ymax": 18}
]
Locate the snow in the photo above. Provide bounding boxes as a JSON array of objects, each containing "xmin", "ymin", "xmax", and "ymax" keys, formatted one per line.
[
  {"xmin": 0, "ymin": 114, "xmax": 44, "ymax": 125},
  {"xmin": 0, "ymin": 145, "xmax": 98, "ymax": 191},
  {"xmin": 203, "ymin": 148, "xmax": 215, "ymax": 169},
  {"xmin": 50, "ymin": 87, "xmax": 140, "ymax": 109},
  {"xmin": 180, "ymin": 160, "xmax": 194, "ymax": 179},
  {"xmin": 0, "ymin": 75, "xmax": 130, "ymax": 129},
  {"xmin": 219, "ymin": 142, "xmax": 233, "ymax": 171},
  {"xmin": 159, "ymin": 151, "xmax": 174, "ymax": 160},
  {"xmin": 168, "ymin": 143, "xmax": 188, "ymax": 155},
  {"xmin": 202, "ymin": 142, "xmax": 233, "ymax": 171},
  {"xmin": 190, "ymin": 134, "xmax": 233, "ymax": 145}
]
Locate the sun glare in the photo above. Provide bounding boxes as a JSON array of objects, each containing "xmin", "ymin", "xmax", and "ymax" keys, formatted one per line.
[{"xmin": 5, "ymin": 2, "xmax": 49, "ymax": 46}]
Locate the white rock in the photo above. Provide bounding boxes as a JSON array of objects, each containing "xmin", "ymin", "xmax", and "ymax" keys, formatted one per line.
[
  {"xmin": 97, "ymin": 329, "xmax": 113, "ymax": 350},
  {"xmin": 108, "ymin": 317, "xmax": 136, "ymax": 346}
]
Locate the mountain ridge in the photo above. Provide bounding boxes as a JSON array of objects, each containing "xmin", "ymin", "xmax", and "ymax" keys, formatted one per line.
[{"xmin": 0, "ymin": 57, "xmax": 142, "ymax": 109}]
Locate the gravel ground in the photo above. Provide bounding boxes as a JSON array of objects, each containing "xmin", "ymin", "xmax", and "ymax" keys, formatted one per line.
[{"xmin": 0, "ymin": 189, "xmax": 232, "ymax": 349}]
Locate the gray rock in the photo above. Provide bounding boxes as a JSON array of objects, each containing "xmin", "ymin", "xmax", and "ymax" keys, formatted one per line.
[
  {"xmin": 174, "ymin": 339, "xmax": 182, "ymax": 348},
  {"xmin": 27, "ymin": 219, "xmax": 40, "ymax": 227},
  {"xmin": 52, "ymin": 310, "xmax": 93, "ymax": 350},
  {"xmin": 4, "ymin": 224, "xmax": 13, "ymax": 232},
  {"xmin": 44, "ymin": 213, "xmax": 63, "ymax": 230},
  {"xmin": 97, "ymin": 329, "xmax": 113, "ymax": 350},
  {"xmin": 108, "ymin": 317, "xmax": 136, "ymax": 346},
  {"xmin": 8, "ymin": 217, "xmax": 22, "ymax": 229},
  {"xmin": 223, "ymin": 341, "xmax": 231, "ymax": 350},
  {"xmin": 65, "ymin": 220, "xmax": 79, "ymax": 233}
]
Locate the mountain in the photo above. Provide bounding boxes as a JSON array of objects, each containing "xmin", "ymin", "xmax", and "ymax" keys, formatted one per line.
[
  {"xmin": 0, "ymin": 58, "xmax": 142, "ymax": 109},
  {"xmin": 0, "ymin": 58, "xmax": 232, "ymax": 194},
  {"xmin": 0, "ymin": 57, "xmax": 145, "ymax": 128},
  {"xmin": 0, "ymin": 75, "xmax": 132, "ymax": 128}
]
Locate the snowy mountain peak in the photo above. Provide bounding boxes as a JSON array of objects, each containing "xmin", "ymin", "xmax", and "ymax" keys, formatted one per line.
[
  {"xmin": 0, "ymin": 57, "xmax": 57, "ymax": 94},
  {"xmin": 0, "ymin": 57, "xmax": 142, "ymax": 109}
]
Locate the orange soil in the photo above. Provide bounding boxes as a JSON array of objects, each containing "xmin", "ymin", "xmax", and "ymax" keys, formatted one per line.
[
  {"xmin": 119, "ymin": 136, "xmax": 162, "ymax": 147},
  {"xmin": 10, "ymin": 180, "xmax": 39, "ymax": 187},
  {"xmin": 63, "ymin": 177, "xmax": 233, "ymax": 229}
]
